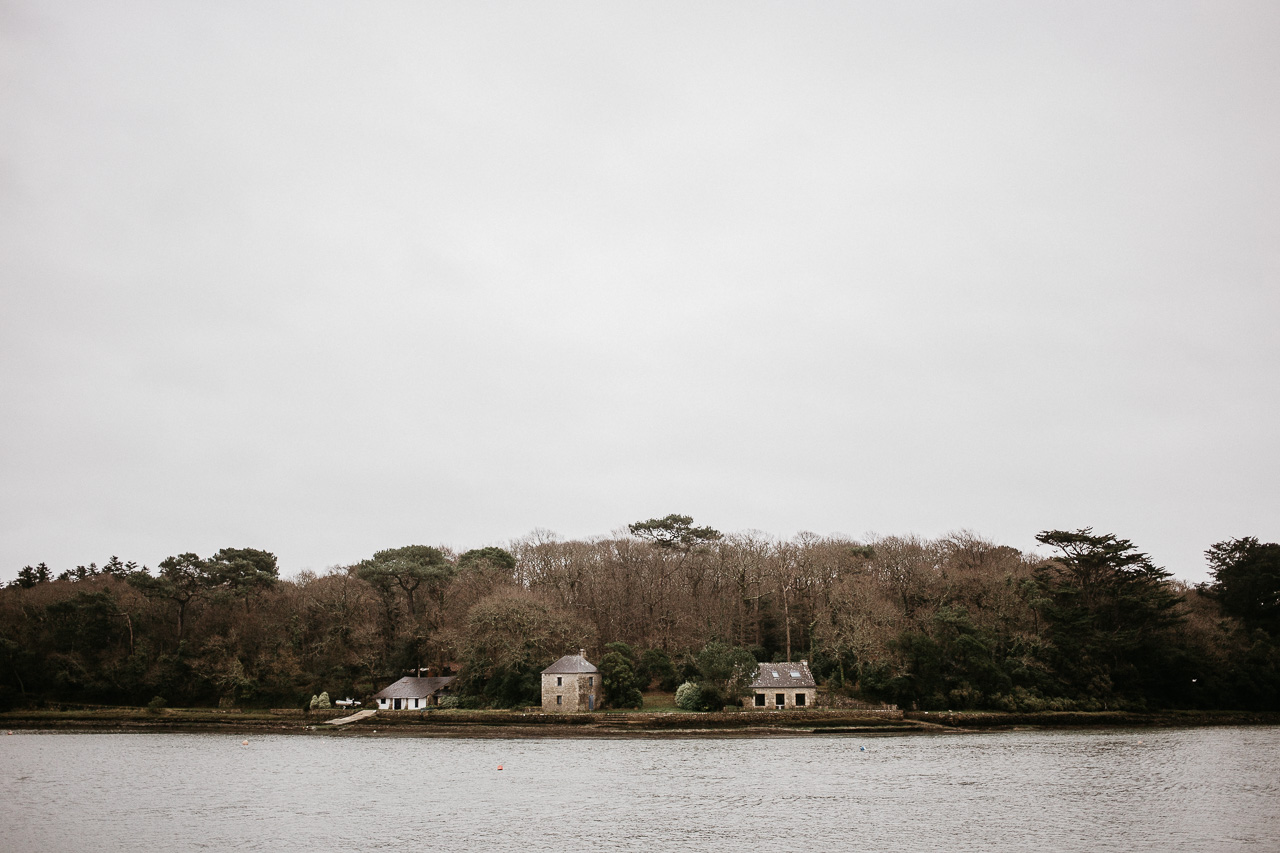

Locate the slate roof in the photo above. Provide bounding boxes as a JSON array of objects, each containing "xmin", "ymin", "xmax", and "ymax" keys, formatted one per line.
[
  {"xmin": 542, "ymin": 652, "xmax": 597, "ymax": 675},
  {"xmin": 750, "ymin": 661, "xmax": 816, "ymax": 689},
  {"xmin": 372, "ymin": 676, "xmax": 455, "ymax": 700}
]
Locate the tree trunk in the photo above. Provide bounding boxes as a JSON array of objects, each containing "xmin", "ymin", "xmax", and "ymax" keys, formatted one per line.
[{"xmin": 782, "ymin": 585, "xmax": 792, "ymax": 661}]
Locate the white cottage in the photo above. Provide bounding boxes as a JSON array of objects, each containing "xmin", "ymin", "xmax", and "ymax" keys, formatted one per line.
[
  {"xmin": 541, "ymin": 649, "xmax": 600, "ymax": 712},
  {"xmin": 372, "ymin": 675, "xmax": 455, "ymax": 710},
  {"xmin": 746, "ymin": 661, "xmax": 816, "ymax": 709}
]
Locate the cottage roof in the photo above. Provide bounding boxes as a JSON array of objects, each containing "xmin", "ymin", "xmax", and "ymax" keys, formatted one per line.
[
  {"xmin": 750, "ymin": 661, "xmax": 816, "ymax": 689},
  {"xmin": 372, "ymin": 676, "xmax": 455, "ymax": 700},
  {"xmin": 542, "ymin": 651, "xmax": 597, "ymax": 675}
]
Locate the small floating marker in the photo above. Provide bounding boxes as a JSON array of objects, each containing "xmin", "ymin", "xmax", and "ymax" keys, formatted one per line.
[
  {"xmin": 497, "ymin": 765, "xmax": 504, "ymax": 771},
  {"xmin": 241, "ymin": 740, "xmax": 249, "ymax": 745},
  {"xmin": 860, "ymin": 746, "xmax": 866, "ymax": 752}
]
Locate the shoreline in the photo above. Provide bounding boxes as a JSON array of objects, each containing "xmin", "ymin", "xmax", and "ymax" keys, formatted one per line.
[{"xmin": 3, "ymin": 707, "xmax": 1277, "ymax": 737}]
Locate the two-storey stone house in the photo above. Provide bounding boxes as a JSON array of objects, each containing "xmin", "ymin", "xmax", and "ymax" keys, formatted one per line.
[{"xmin": 541, "ymin": 649, "xmax": 600, "ymax": 712}]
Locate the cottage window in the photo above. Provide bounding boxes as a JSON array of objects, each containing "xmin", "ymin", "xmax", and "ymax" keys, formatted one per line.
[
  {"xmin": 775, "ymin": 693, "xmax": 785, "ymax": 706},
  {"xmin": 588, "ymin": 676, "xmax": 594, "ymax": 687},
  {"xmin": 556, "ymin": 695, "xmax": 562, "ymax": 706},
  {"xmin": 755, "ymin": 693, "xmax": 765, "ymax": 707},
  {"xmin": 795, "ymin": 693, "xmax": 806, "ymax": 707},
  {"xmin": 557, "ymin": 676, "xmax": 563, "ymax": 686}
]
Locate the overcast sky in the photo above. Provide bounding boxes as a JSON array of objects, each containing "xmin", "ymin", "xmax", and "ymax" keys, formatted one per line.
[{"xmin": 2, "ymin": 1, "xmax": 1277, "ymax": 584}]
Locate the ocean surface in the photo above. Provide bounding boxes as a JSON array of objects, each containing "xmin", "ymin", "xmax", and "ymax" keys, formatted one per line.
[{"xmin": 2, "ymin": 727, "xmax": 1278, "ymax": 852}]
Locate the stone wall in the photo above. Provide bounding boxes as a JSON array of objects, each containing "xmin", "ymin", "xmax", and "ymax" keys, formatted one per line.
[
  {"xmin": 268, "ymin": 709, "xmax": 350, "ymax": 719},
  {"xmin": 745, "ymin": 687, "xmax": 817, "ymax": 710},
  {"xmin": 819, "ymin": 693, "xmax": 899, "ymax": 711}
]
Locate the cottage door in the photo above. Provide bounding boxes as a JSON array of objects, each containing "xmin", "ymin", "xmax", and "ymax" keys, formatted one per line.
[{"xmin": 588, "ymin": 694, "xmax": 595, "ymax": 710}]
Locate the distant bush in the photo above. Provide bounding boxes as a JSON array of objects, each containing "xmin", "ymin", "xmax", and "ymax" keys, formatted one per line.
[
  {"xmin": 695, "ymin": 683, "xmax": 725, "ymax": 712},
  {"xmin": 316, "ymin": 691, "xmax": 331, "ymax": 709},
  {"xmin": 675, "ymin": 681, "xmax": 701, "ymax": 711},
  {"xmin": 146, "ymin": 696, "xmax": 167, "ymax": 713},
  {"xmin": 991, "ymin": 688, "xmax": 1049, "ymax": 713},
  {"xmin": 436, "ymin": 695, "xmax": 459, "ymax": 709}
]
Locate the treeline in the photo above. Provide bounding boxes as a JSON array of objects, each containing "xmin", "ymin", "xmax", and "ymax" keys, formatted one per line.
[{"xmin": 1, "ymin": 516, "xmax": 1277, "ymax": 713}]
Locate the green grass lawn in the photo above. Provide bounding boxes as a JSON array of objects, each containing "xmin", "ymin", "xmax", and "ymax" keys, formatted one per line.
[{"xmin": 636, "ymin": 692, "xmax": 679, "ymax": 712}]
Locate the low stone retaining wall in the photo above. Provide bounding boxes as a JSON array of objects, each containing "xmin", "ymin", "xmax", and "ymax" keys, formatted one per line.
[
  {"xmin": 357, "ymin": 708, "xmax": 906, "ymax": 729},
  {"xmin": 818, "ymin": 694, "xmax": 899, "ymax": 712},
  {"xmin": 268, "ymin": 709, "xmax": 351, "ymax": 720}
]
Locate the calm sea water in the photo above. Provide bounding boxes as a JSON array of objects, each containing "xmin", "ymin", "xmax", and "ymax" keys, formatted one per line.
[{"xmin": 2, "ymin": 727, "xmax": 1278, "ymax": 852}]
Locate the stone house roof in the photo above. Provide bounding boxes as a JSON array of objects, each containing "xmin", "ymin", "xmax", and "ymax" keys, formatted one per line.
[
  {"xmin": 372, "ymin": 676, "xmax": 455, "ymax": 700},
  {"xmin": 750, "ymin": 661, "xmax": 816, "ymax": 689},
  {"xmin": 542, "ymin": 650, "xmax": 597, "ymax": 675}
]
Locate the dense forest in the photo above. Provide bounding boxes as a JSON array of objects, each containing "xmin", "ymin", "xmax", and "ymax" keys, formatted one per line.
[{"xmin": 2, "ymin": 517, "xmax": 1277, "ymax": 713}]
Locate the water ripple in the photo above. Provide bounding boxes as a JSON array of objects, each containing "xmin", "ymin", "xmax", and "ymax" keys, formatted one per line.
[{"xmin": 1, "ymin": 728, "xmax": 1278, "ymax": 851}]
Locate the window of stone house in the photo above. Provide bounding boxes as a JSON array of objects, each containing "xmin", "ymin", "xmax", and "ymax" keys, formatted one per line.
[
  {"xmin": 557, "ymin": 676, "xmax": 562, "ymax": 686},
  {"xmin": 755, "ymin": 693, "xmax": 765, "ymax": 707},
  {"xmin": 556, "ymin": 695, "xmax": 562, "ymax": 705},
  {"xmin": 795, "ymin": 693, "xmax": 806, "ymax": 706},
  {"xmin": 588, "ymin": 676, "xmax": 594, "ymax": 687},
  {"xmin": 775, "ymin": 693, "xmax": 785, "ymax": 706}
]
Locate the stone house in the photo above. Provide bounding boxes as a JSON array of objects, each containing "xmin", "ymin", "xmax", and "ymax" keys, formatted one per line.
[
  {"xmin": 372, "ymin": 675, "xmax": 455, "ymax": 710},
  {"xmin": 541, "ymin": 649, "xmax": 600, "ymax": 712},
  {"xmin": 746, "ymin": 660, "xmax": 816, "ymax": 709}
]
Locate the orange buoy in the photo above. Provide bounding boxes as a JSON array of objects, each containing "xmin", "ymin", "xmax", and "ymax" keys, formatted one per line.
[
  {"xmin": 242, "ymin": 739, "xmax": 249, "ymax": 745},
  {"xmin": 497, "ymin": 765, "xmax": 503, "ymax": 770}
]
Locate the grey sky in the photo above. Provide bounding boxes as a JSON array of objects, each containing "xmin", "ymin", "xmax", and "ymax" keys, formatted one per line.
[{"xmin": 2, "ymin": 2, "xmax": 1277, "ymax": 583}]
